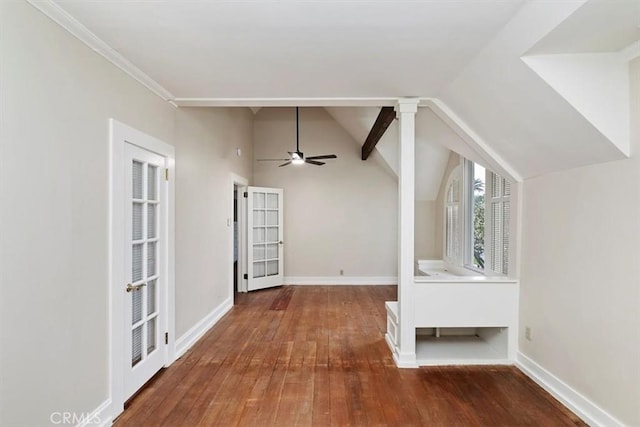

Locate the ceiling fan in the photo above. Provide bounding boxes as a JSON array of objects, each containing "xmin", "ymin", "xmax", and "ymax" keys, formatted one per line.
[{"xmin": 257, "ymin": 107, "xmax": 337, "ymax": 167}]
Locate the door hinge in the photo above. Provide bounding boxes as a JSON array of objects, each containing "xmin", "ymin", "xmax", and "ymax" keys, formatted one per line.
[
  {"xmin": 243, "ymin": 273, "xmax": 248, "ymax": 280},
  {"xmin": 165, "ymin": 332, "xmax": 169, "ymax": 345},
  {"xmin": 243, "ymin": 192, "xmax": 248, "ymax": 198},
  {"xmin": 164, "ymin": 168, "xmax": 169, "ymax": 181}
]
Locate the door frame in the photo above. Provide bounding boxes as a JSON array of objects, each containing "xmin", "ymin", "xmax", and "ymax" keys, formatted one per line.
[
  {"xmin": 230, "ymin": 173, "xmax": 249, "ymax": 294},
  {"xmin": 109, "ymin": 119, "xmax": 176, "ymax": 420}
]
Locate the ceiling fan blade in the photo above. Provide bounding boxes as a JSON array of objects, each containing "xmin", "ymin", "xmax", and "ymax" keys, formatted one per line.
[
  {"xmin": 305, "ymin": 154, "xmax": 337, "ymax": 160},
  {"xmin": 305, "ymin": 159, "xmax": 325, "ymax": 166},
  {"xmin": 278, "ymin": 161, "xmax": 292, "ymax": 167},
  {"xmin": 257, "ymin": 158, "xmax": 290, "ymax": 162}
]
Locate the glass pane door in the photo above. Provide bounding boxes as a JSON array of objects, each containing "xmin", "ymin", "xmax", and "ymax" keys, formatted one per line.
[
  {"xmin": 130, "ymin": 160, "xmax": 160, "ymax": 367},
  {"xmin": 124, "ymin": 142, "xmax": 166, "ymax": 400},
  {"xmin": 247, "ymin": 187, "xmax": 284, "ymax": 291}
]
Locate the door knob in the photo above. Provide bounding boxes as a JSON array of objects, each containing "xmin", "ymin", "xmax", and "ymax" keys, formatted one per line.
[
  {"xmin": 279, "ymin": 241, "xmax": 283, "ymax": 245},
  {"xmin": 126, "ymin": 283, "xmax": 147, "ymax": 292}
]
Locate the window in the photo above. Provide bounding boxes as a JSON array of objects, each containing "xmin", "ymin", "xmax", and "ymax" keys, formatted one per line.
[
  {"xmin": 444, "ymin": 158, "xmax": 511, "ymax": 276},
  {"xmin": 444, "ymin": 166, "xmax": 461, "ymax": 264},
  {"xmin": 466, "ymin": 161, "xmax": 485, "ymax": 270}
]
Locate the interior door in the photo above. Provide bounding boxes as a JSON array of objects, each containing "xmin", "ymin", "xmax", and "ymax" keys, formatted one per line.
[
  {"xmin": 124, "ymin": 143, "xmax": 167, "ymax": 398},
  {"xmin": 247, "ymin": 186, "xmax": 284, "ymax": 291}
]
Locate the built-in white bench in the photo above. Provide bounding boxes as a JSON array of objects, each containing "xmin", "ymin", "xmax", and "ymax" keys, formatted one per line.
[{"xmin": 386, "ymin": 260, "xmax": 519, "ymax": 366}]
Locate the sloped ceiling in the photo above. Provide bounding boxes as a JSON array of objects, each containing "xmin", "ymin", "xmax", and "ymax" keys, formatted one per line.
[
  {"xmin": 438, "ymin": 0, "xmax": 637, "ymax": 179},
  {"xmin": 30, "ymin": 0, "xmax": 639, "ymax": 181},
  {"xmin": 525, "ymin": 0, "xmax": 640, "ymax": 55},
  {"xmin": 521, "ymin": 0, "xmax": 639, "ymax": 157}
]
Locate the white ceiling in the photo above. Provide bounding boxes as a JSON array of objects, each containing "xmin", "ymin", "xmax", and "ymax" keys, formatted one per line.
[
  {"xmin": 35, "ymin": 0, "xmax": 638, "ymax": 180},
  {"xmin": 53, "ymin": 0, "xmax": 525, "ymax": 99},
  {"xmin": 438, "ymin": 0, "xmax": 636, "ymax": 179},
  {"xmin": 526, "ymin": 0, "xmax": 640, "ymax": 55}
]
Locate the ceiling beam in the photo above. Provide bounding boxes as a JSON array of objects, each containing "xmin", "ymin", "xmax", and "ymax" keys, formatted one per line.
[{"xmin": 361, "ymin": 107, "xmax": 396, "ymax": 160}]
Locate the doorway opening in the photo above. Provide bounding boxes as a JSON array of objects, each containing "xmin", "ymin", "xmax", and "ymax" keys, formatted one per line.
[
  {"xmin": 233, "ymin": 184, "xmax": 239, "ymax": 304},
  {"xmin": 230, "ymin": 173, "xmax": 249, "ymax": 301}
]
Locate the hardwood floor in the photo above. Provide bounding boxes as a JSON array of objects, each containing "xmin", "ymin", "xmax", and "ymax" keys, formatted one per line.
[{"xmin": 116, "ymin": 286, "xmax": 585, "ymax": 426}]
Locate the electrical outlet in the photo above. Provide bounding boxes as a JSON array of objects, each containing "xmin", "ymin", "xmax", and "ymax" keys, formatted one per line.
[
  {"xmin": 339, "ymin": 269, "xmax": 344, "ymax": 276},
  {"xmin": 525, "ymin": 326, "xmax": 532, "ymax": 341}
]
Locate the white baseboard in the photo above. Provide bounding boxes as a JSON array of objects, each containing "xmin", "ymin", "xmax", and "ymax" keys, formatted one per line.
[
  {"xmin": 385, "ymin": 335, "xmax": 419, "ymax": 368},
  {"xmin": 284, "ymin": 276, "xmax": 397, "ymax": 285},
  {"xmin": 175, "ymin": 297, "xmax": 233, "ymax": 359},
  {"xmin": 384, "ymin": 333, "xmax": 397, "ymax": 354},
  {"xmin": 516, "ymin": 352, "xmax": 623, "ymax": 427},
  {"xmin": 394, "ymin": 351, "xmax": 419, "ymax": 369},
  {"xmin": 78, "ymin": 398, "xmax": 112, "ymax": 427}
]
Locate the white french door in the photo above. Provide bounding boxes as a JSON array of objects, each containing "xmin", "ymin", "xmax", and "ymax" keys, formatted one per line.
[
  {"xmin": 247, "ymin": 186, "xmax": 284, "ymax": 291},
  {"xmin": 123, "ymin": 143, "xmax": 167, "ymax": 398}
]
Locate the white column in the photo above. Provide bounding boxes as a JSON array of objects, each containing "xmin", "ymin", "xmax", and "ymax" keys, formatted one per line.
[{"xmin": 396, "ymin": 98, "xmax": 419, "ymax": 367}]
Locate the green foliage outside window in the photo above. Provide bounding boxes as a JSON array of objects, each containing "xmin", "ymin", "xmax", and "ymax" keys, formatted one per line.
[{"xmin": 473, "ymin": 178, "xmax": 485, "ymax": 269}]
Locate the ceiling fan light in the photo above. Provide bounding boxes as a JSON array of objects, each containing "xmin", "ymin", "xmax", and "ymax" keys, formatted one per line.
[{"xmin": 292, "ymin": 158, "xmax": 304, "ymax": 165}]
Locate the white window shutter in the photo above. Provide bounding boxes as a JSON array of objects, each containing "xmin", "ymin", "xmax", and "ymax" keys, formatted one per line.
[{"xmin": 487, "ymin": 173, "xmax": 510, "ymax": 275}]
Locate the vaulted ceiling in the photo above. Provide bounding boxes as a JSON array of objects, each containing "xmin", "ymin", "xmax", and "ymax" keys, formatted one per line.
[{"xmin": 32, "ymin": 0, "xmax": 639, "ymax": 183}]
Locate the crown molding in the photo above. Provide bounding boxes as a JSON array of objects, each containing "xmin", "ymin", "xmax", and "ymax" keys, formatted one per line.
[
  {"xmin": 173, "ymin": 97, "xmax": 399, "ymax": 107},
  {"xmin": 26, "ymin": 0, "xmax": 175, "ymax": 104}
]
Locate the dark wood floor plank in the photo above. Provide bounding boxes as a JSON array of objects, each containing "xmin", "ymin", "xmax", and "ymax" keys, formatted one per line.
[
  {"xmin": 311, "ymin": 364, "xmax": 331, "ymax": 426},
  {"xmin": 269, "ymin": 286, "xmax": 294, "ymax": 311},
  {"xmin": 234, "ymin": 341, "xmax": 282, "ymax": 426},
  {"xmin": 274, "ymin": 340, "xmax": 315, "ymax": 426},
  {"xmin": 200, "ymin": 326, "xmax": 272, "ymax": 426},
  {"xmin": 116, "ymin": 285, "xmax": 586, "ymax": 427}
]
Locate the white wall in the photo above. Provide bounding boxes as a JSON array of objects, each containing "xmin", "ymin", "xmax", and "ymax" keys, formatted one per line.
[
  {"xmin": 253, "ymin": 107, "xmax": 397, "ymax": 279},
  {"xmin": 415, "ymin": 201, "xmax": 438, "ymax": 260},
  {"xmin": 519, "ymin": 58, "xmax": 640, "ymax": 426},
  {"xmin": 433, "ymin": 152, "xmax": 461, "ymax": 261},
  {"xmin": 0, "ymin": 3, "xmax": 253, "ymax": 425},
  {"xmin": 174, "ymin": 107, "xmax": 253, "ymax": 336},
  {"xmin": 0, "ymin": 2, "xmax": 172, "ymax": 424}
]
